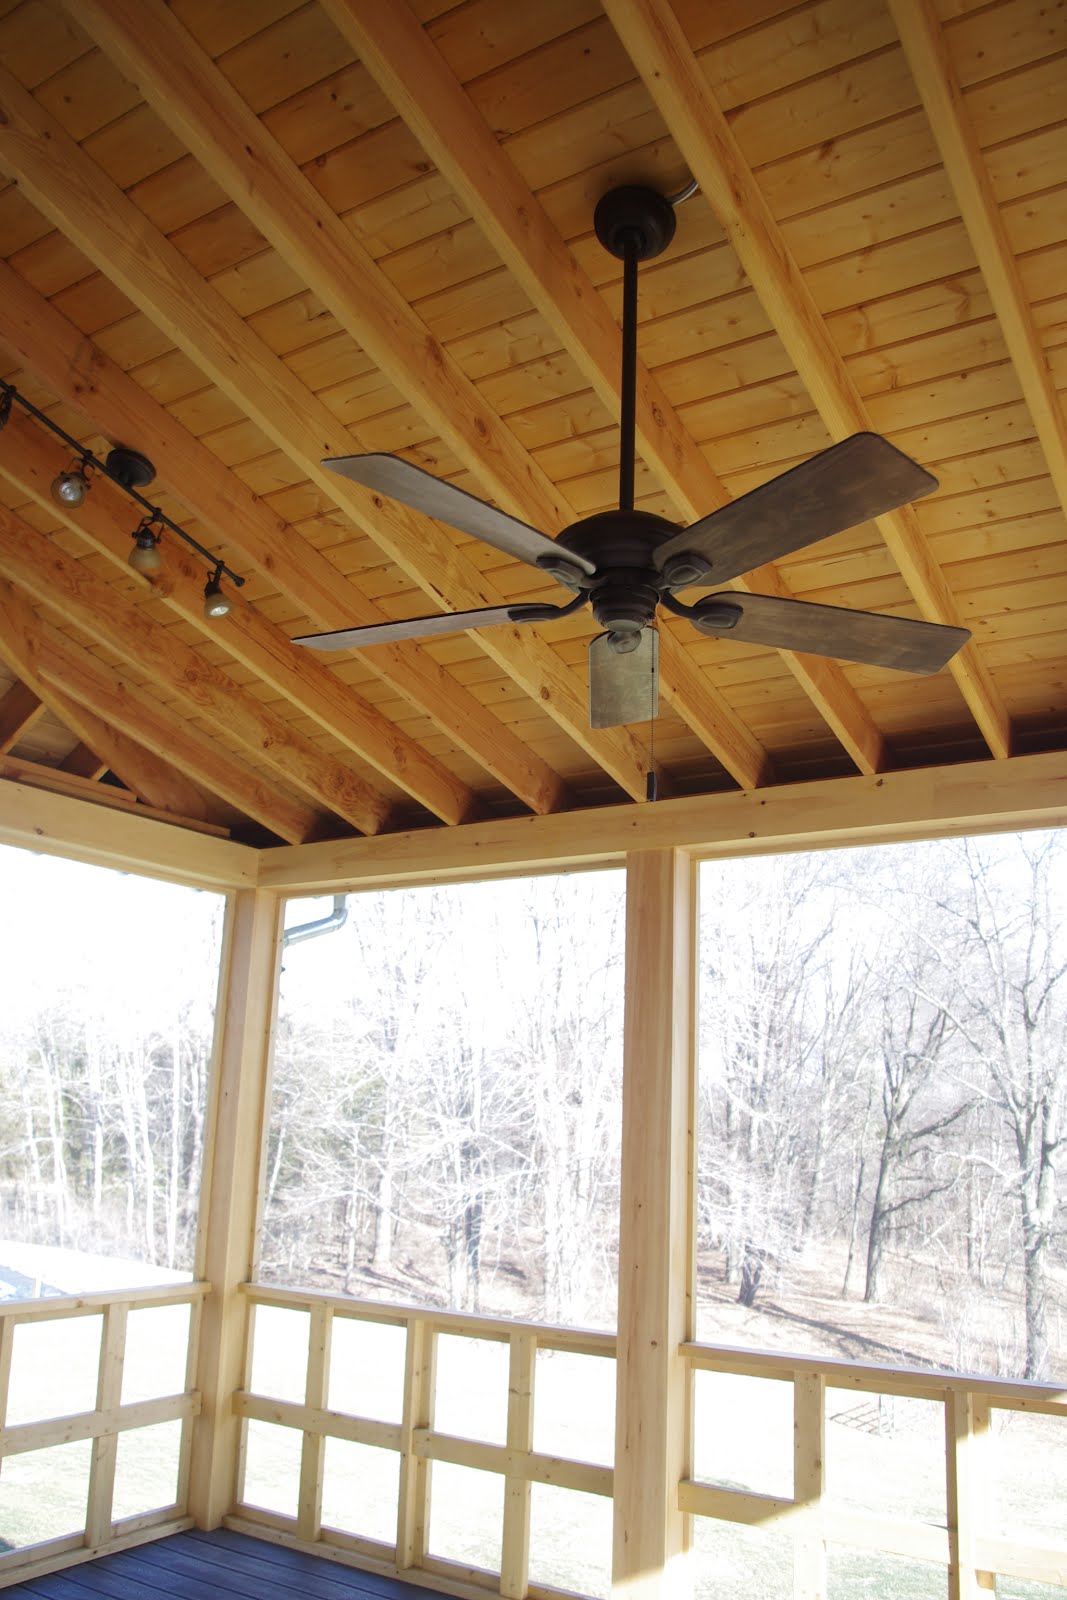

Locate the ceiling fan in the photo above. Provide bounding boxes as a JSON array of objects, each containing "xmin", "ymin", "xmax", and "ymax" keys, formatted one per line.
[{"xmin": 295, "ymin": 185, "xmax": 969, "ymax": 727}]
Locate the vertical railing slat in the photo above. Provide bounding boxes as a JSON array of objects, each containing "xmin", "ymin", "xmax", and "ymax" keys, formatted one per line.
[
  {"xmin": 297, "ymin": 1301, "xmax": 333, "ymax": 1541},
  {"xmin": 175, "ymin": 1294, "xmax": 204, "ymax": 1515},
  {"xmin": 397, "ymin": 1315, "xmax": 435, "ymax": 1569},
  {"xmin": 501, "ymin": 1329, "xmax": 537, "ymax": 1598},
  {"xmin": 793, "ymin": 1372, "xmax": 826, "ymax": 1600},
  {"xmin": 85, "ymin": 1303, "xmax": 128, "ymax": 1548}
]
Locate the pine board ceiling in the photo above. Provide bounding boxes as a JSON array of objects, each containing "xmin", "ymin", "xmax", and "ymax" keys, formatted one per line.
[{"xmin": 0, "ymin": 0, "xmax": 1064, "ymax": 845}]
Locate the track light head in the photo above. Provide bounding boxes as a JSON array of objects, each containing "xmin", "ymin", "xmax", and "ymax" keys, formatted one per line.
[
  {"xmin": 51, "ymin": 459, "xmax": 92, "ymax": 507},
  {"xmin": 203, "ymin": 564, "xmax": 231, "ymax": 619},
  {"xmin": 129, "ymin": 516, "xmax": 163, "ymax": 575},
  {"xmin": 0, "ymin": 389, "xmax": 11, "ymax": 431}
]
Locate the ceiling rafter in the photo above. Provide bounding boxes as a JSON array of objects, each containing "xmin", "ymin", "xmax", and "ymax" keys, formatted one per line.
[
  {"xmin": 0, "ymin": 265, "xmax": 560, "ymax": 821},
  {"xmin": 59, "ymin": 744, "xmax": 110, "ymax": 781},
  {"xmin": 601, "ymin": 0, "xmax": 1012, "ymax": 764},
  {"xmin": 319, "ymin": 0, "xmax": 776, "ymax": 790},
  {"xmin": 0, "ymin": 748, "xmax": 231, "ymax": 838},
  {"xmin": 0, "ymin": 505, "xmax": 393, "ymax": 837},
  {"xmin": 0, "ymin": 50, "xmax": 653, "ymax": 804},
  {"xmin": 887, "ymin": 0, "xmax": 1067, "ymax": 521},
  {"xmin": 0, "ymin": 578, "xmax": 296, "ymax": 835},
  {"xmin": 0, "ymin": 408, "xmax": 475, "ymax": 828},
  {"xmin": 323, "ymin": 2, "xmax": 913, "ymax": 784},
  {"xmin": 0, "ymin": 679, "xmax": 46, "ymax": 753}
]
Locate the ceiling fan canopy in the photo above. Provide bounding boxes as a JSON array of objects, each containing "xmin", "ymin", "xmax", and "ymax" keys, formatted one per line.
[{"xmin": 296, "ymin": 184, "xmax": 969, "ymax": 728}]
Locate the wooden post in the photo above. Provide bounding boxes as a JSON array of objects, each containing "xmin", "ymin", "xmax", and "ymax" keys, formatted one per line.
[
  {"xmin": 85, "ymin": 1301, "xmax": 128, "ymax": 1547},
  {"xmin": 612, "ymin": 849, "xmax": 693, "ymax": 1600},
  {"xmin": 297, "ymin": 1301, "xmax": 333, "ymax": 1540},
  {"xmin": 397, "ymin": 1316, "xmax": 436, "ymax": 1568},
  {"xmin": 793, "ymin": 1373, "xmax": 826, "ymax": 1599},
  {"xmin": 188, "ymin": 888, "xmax": 283, "ymax": 1528},
  {"xmin": 946, "ymin": 1389, "xmax": 995, "ymax": 1598},
  {"xmin": 501, "ymin": 1329, "xmax": 537, "ymax": 1597}
]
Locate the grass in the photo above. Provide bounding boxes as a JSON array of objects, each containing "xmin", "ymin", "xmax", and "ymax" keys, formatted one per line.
[{"xmin": 3, "ymin": 1298, "xmax": 1065, "ymax": 1598}]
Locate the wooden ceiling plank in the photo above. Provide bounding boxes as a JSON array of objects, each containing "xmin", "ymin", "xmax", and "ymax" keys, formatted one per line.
[
  {"xmin": 37, "ymin": 10, "xmax": 651, "ymax": 803},
  {"xmin": 0, "ymin": 577, "xmax": 275, "ymax": 830},
  {"xmin": 0, "ymin": 678, "xmax": 46, "ymax": 751},
  {"xmin": 601, "ymin": 0, "xmax": 1012, "ymax": 764},
  {"xmin": 0, "ymin": 505, "xmax": 392, "ymax": 836},
  {"xmin": 74, "ymin": 0, "xmax": 572, "ymax": 534},
  {"xmin": 0, "ymin": 407, "xmax": 475, "ymax": 826},
  {"xmin": 0, "ymin": 280, "xmax": 561, "ymax": 824},
  {"xmin": 321, "ymin": 0, "xmax": 886, "ymax": 779},
  {"xmin": 0, "ymin": 751, "xmax": 230, "ymax": 838},
  {"xmin": 887, "ymin": 0, "xmax": 1067, "ymax": 522}
]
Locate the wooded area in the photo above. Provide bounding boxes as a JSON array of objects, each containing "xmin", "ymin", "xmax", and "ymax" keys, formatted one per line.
[{"xmin": 3, "ymin": 833, "xmax": 1063, "ymax": 1384}]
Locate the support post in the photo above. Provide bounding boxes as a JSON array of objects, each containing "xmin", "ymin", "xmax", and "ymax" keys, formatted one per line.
[
  {"xmin": 501, "ymin": 1330, "xmax": 537, "ymax": 1597},
  {"xmin": 946, "ymin": 1389, "xmax": 995, "ymax": 1598},
  {"xmin": 188, "ymin": 888, "xmax": 283, "ymax": 1527},
  {"xmin": 793, "ymin": 1373, "xmax": 826, "ymax": 1598},
  {"xmin": 613, "ymin": 848, "xmax": 693, "ymax": 1599}
]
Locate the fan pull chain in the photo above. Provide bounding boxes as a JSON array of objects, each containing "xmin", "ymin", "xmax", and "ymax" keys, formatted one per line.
[{"xmin": 646, "ymin": 634, "xmax": 658, "ymax": 802}]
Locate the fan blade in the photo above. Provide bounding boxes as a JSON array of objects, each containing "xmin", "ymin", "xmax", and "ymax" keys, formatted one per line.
[
  {"xmin": 655, "ymin": 434, "xmax": 938, "ymax": 585},
  {"xmin": 296, "ymin": 603, "xmax": 551, "ymax": 652},
  {"xmin": 323, "ymin": 453, "xmax": 595, "ymax": 579},
  {"xmin": 589, "ymin": 629, "xmax": 659, "ymax": 727},
  {"xmin": 690, "ymin": 592, "xmax": 969, "ymax": 674}
]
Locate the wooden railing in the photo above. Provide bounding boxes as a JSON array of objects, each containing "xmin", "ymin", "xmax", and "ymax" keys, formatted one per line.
[
  {"xmin": 235, "ymin": 1283, "xmax": 616, "ymax": 1598},
  {"xmin": 683, "ymin": 1342, "xmax": 1067, "ymax": 1596},
  {"xmin": 234, "ymin": 1284, "xmax": 1067, "ymax": 1600},
  {"xmin": 0, "ymin": 1280, "xmax": 207, "ymax": 1586}
]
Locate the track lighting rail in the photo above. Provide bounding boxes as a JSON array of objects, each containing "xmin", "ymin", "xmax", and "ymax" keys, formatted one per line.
[{"xmin": 0, "ymin": 378, "xmax": 245, "ymax": 589}]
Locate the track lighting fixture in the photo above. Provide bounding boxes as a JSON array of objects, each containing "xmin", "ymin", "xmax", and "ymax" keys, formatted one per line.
[
  {"xmin": 128, "ymin": 515, "xmax": 163, "ymax": 575},
  {"xmin": 51, "ymin": 458, "xmax": 92, "ymax": 507},
  {"xmin": 0, "ymin": 378, "xmax": 244, "ymax": 595},
  {"xmin": 203, "ymin": 563, "xmax": 232, "ymax": 619}
]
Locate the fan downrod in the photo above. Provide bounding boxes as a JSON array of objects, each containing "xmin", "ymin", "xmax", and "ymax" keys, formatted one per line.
[{"xmin": 593, "ymin": 185, "xmax": 677, "ymax": 262}]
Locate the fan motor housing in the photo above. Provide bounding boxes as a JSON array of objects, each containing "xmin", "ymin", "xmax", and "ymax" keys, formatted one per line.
[
  {"xmin": 556, "ymin": 508, "xmax": 680, "ymax": 572},
  {"xmin": 555, "ymin": 509, "xmax": 682, "ymax": 631}
]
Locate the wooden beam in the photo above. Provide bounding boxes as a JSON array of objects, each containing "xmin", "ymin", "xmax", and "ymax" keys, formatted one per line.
[
  {"xmin": 0, "ymin": 752, "xmax": 229, "ymax": 838},
  {"xmin": 0, "ymin": 262, "xmax": 559, "ymax": 817},
  {"xmin": 0, "ymin": 61, "xmax": 647, "ymax": 804},
  {"xmin": 0, "ymin": 505, "xmax": 391, "ymax": 836},
  {"xmin": 189, "ymin": 890, "xmax": 283, "ymax": 1527},
  {"xmin": 0, "ymin": 679, "xmax": 45, "ymax": 752},
  {"xmin": 58, "ymin": 744, "xmax": 110, "ymax": 781},
  {"xmin": 601, "ymin": 0, "xmax": 1011, "ymax": 763},
  {"xmin": 48, "ymin": 694, "xmax": 213, "ymax": 819},
  {"xmin": 888, "ymin": 0, "xmax": 1067, "ymax": 522},
  {"xmin": 326, "ymin": 0, "xmax": 897, "ymax": 784},
  {"xmin": 0, "ymin": 576, "xmax": 241, "ymax": 827},
  {"xmin": 613, "ymin": 850, "xmax": 692, "ymax": 1598},
  {"xmin": 255, "ymin": 750, "xmax": 1067, "ymax": 893},
  {"xmin": 0, "ymin": 779, "xmax": 257, "ymax": 890},
  {"xmin": 0, "ymin": 577, "xmax": 315, "ymax": 841},
  {"xmin": 0, "ymin": 409, "xmax": 475, "ymax": 827}
]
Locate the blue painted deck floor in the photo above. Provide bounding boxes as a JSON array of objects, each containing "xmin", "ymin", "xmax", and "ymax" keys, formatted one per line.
[{"xmin": 5, "ymin": 1528, "xmax": 443, "ymax": 1597}]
